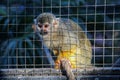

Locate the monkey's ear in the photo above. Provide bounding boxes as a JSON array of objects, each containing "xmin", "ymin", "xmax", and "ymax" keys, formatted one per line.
[
  {"xmin": 32, "ymin": 24, "xmax": 36, "ymax": 32},
  {"xmin": 53, "ymin": 18, "xmax": 59, "ymax": 28}
]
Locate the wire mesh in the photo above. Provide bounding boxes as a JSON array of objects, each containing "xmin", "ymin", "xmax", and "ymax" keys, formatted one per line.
[{"xmin": 0, "ymin": 0, "xmax": 120, "ymax": 79}]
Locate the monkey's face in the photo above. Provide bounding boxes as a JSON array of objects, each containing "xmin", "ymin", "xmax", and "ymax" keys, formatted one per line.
[
  {"xmin": 37, "ymin": 22, "xmax": 50, "ymax": 36},
  {"xmin": 37, "ymin": 20, "xmax": 57, "ymax": 36},
  {"xmin": 35, "ymin": 13, "xmax": 58, "ymax": 37}
]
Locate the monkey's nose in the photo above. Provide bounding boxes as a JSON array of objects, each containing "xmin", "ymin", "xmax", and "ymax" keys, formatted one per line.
[{"xmin": 40, "ymin": 30, "xmax": 48, "ymax": 35}]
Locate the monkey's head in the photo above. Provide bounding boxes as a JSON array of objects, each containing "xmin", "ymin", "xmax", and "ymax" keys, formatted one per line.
[{"xmin": 34, "ymin": 13, "xmax": 59, "ymax": 36}]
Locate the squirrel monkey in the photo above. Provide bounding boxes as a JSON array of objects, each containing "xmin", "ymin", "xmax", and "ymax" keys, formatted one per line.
[{"xmin": 32, "ymin": 13, "xmax": 92, "ymax": 80}]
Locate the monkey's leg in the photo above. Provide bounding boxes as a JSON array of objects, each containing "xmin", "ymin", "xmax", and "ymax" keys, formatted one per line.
[
  {"xmin": 55, "ymin": 54, "xmax": 76, "ymax": 80},
  {"xmin": 54, "ymin": 52, "xmax": 76, "ymax": 69},
  {"xmin": 55, "ymin": 46, "xmax": 77, "ymax": 69}
]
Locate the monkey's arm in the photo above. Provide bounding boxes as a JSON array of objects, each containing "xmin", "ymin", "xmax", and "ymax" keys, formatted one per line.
[{"xmin": 32, "ymin": 24, "xmax": 55, "ymax": 66}]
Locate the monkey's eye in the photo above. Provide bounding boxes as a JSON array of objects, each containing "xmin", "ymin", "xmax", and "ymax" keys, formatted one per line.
[
  {"xmin": 38, "ymin": 24, "xmax": 42, "ymax": 28},
  {"xmin": 44, "ymin": 24, "xmax": 49, "ymax": 28}
]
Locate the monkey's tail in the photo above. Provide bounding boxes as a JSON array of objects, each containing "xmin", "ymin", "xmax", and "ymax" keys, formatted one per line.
[{"xmin": 60, "ymin": 59, "xmax": 75, "ymax": 80}]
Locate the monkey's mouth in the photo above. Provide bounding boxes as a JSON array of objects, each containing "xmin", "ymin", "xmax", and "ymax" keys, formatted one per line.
[{"xmin": 40, "ymin": 31, "xmax": 48, "ymax": 35}]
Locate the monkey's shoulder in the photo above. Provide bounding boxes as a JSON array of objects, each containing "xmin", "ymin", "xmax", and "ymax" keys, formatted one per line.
[
  {"xmin": 58, "ymin": 18, "xmax": 83, "ymax": 31},
  {"xmin": 58, "ymin": 18, "xmax": 87, "ymax": 38}
]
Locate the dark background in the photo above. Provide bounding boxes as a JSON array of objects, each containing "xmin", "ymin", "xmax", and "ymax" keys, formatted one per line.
[{"xmin": 0, "ymin": 0, "xmax": 120, "ymax": 68}]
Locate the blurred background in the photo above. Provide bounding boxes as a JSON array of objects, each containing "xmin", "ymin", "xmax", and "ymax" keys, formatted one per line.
[{"xmin": 0, "ymin": 0, "xmax": 120, "ymax": 69}]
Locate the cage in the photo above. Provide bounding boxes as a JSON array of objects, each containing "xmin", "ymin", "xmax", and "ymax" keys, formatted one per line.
[{"xmin": 0, "ymin": 0, "xmax": 120, "ymax": 80}]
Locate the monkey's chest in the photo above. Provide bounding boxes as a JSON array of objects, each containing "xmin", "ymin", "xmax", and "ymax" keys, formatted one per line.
[
  {"xmin": 44, "ymin": 39, "xmax": 61, "ymax": 49},
  {"xmin": 44, "ymin": 35, "xmax": 78, "ymax": 51}
]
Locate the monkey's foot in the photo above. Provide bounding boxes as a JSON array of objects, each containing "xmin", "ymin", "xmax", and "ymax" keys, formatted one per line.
[{"xmin": 55, "ymin": 58, "xmax": 71, "ymax": 69}]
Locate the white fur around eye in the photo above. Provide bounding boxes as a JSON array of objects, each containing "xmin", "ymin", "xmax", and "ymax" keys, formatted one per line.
[{"xmin": 37, "ymin": 25, "xmax": 41, "ymax": 31}]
